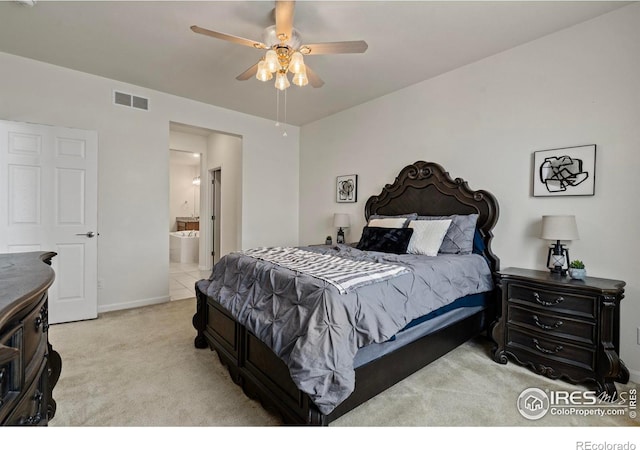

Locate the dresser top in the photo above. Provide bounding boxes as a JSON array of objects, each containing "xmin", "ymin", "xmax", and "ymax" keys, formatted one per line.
[
  {"xmin": 0, "ymin": 252, "xmax": 56, "ymax": 324},
  {"xmin": 498, "ymin": 267, "xmax": 625, "ymax": 293}
]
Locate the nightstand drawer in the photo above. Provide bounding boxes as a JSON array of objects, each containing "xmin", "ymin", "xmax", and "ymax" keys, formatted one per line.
[
  {"xmin": 507, "ymin": 327, "xmax": 596, "ymax": 372},
  {"xmin": 508, "ymin": 305, "xmax": 595, "ymax": 346},
  {"xmin": 508, "ymin": 283, "xmax": 596, "ymax": 319}
]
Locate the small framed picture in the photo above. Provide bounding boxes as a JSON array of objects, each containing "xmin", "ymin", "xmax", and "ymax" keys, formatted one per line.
[
  {"xmin": 336, "ymin": 174, "xmax": 358, "ymax": 203},
  {"xmin": 533, "ymin": 145, "xmax": 596, "ymax": 197}
]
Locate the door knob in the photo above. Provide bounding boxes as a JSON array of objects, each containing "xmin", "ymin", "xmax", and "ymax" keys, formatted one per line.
[{"xmin": 75, "ymin": 231, "xmax": 96, "ymax": 238}]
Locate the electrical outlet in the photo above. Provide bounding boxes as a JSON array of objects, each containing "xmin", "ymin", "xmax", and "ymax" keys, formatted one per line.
[{"xmin": 97, "ymin": 279, "xmax": 103, "ymax": 289}]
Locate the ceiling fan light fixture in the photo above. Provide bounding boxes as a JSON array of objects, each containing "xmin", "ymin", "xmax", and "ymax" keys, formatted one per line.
[
  {"xmin": 265, "ymin": 49, "xmax": 279, "ymax": 73},
  {"xmin": 275, "ymin": 71, "xmax": 290, "ymax": 91},
  {"xmin": 292, "ymin": 67, "xmax": 308, "ymax": 87},
  {"xmin": 262, "ymin": 25, "xmax": 302, "ymax": 49},
  {"xmin": 256, "ymin": 60, "xmax": 273, "ymax": 82},
  {"xmin": 289, "ymin": 51, "xmax": 304, "ymax": 74}
]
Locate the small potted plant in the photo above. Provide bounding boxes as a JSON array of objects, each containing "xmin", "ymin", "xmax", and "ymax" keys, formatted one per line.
[{"xmin": 569, "ymin": 260, "xmax": 586, "ymax": 280}]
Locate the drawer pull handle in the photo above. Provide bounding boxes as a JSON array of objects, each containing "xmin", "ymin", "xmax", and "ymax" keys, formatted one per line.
[
  {"xmin": 19, "ymin": 390, "xmax": 44, "ymax": 425},
  {"xmin": 533, "ymin": 338, "xmax": 563, "ymax": 355},
  {"xmin": 533, "ymin": 292, "xmax": 564, "ymax": 307},
  {"xmin": 34, "ymin": 305, "xmax": 49, "ymax": 333},
  {"xmin": 533, "ymin": 315, "xmax": 563, "ymax": 330}
]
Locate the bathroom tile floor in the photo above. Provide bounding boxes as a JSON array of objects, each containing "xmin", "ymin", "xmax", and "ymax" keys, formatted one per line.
[{"xmin": 170, "ymin": 262, "xmax": 210, "ymax": 300}]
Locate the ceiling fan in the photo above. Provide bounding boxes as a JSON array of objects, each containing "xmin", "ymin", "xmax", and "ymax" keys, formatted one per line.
[{"xmin": 191, "ymin": 0, "xmax": 368, "ymax": 90}]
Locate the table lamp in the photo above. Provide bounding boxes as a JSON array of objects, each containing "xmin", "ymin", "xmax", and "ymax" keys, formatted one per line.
[
  {"xmin": 540, "ymin": 215, "xmax": 579, "ymax": 275},
  {"xmin": 333, "ymin": 213, "xmax": 350, "ymax": 244}
]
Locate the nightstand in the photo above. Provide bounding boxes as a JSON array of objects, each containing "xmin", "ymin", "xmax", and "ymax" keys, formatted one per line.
[{"xmin": 492, "ymin": 267, "xmax": 629, "ymax": 396}]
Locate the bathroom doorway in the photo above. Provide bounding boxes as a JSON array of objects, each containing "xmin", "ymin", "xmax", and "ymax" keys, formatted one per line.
[
  {"xmin": 169, "ymin": 148, "xmax": 203, "ymax": 300},
  {"xmin": 168, "ymin": 121, "xmax": 243, "ymax": 300}
]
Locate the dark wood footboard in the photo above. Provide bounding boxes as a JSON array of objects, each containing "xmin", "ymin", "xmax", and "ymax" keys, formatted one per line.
[{"xmin": 193, "ymin": 284, "xmax": 494, "ymax": 425}]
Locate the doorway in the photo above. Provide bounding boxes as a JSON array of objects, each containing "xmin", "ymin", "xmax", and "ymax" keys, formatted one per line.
[
  {"xmin": 169, "ymin": 148, "xmax": 203, "ymax": 300},
  {"xmin": 168, "ymin": 122, "xmax": 242, "ymax": 300}
]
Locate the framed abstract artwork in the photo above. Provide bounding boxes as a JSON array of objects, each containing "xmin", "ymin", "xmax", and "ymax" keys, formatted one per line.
[
  {"xmin": 336, "ymin": 174, "xmax": 358, "ymax": 203},
  {"xmin": 533, "ymin": 145, "xmax": 596, "ymax": 197}
]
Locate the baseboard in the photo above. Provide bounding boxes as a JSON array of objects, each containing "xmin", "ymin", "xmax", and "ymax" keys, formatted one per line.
[{"xmin": 98, "ymin": 295, "xmax": 170, "ymax": 314}]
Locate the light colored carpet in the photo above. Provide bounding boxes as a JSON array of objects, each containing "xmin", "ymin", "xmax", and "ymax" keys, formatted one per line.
[{"xmin": 47, "ymin": 298, "xmax": 638, "ymax": 427}]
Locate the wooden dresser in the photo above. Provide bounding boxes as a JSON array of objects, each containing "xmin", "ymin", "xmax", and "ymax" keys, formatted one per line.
[
  {"xmin": 0, "ymin": 252, "xmax": 61, "ymax": 426},
  {"xmin": 492, "ymin": 267, "xmax": 629, "ymax": 397}
]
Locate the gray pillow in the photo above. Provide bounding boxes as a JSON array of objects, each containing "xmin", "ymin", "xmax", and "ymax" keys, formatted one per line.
[
  {"xmin": 415, "ymin": 214, "xmax": 479, "ymax": 254},
  {"xmin": 369, "ymin": 213, "xmax": 418, "ymax": 228}
]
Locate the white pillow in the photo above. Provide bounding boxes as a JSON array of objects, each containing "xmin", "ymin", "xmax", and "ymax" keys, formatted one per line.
[
  {"xmin": 368, "ymin": 218, "xmax": 408, "ymax": 228},
  {"xmin": 406, "ymin": 219, "xmax": 452, "ymax": 256}
]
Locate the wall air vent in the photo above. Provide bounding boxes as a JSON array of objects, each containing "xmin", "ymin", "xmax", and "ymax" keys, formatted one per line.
[{"xmin": 113, "ymin": 90, "xmax": 149, "ymax": 111}]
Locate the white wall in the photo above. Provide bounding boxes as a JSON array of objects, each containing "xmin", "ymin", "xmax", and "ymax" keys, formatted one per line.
[
  {"xmin": 206, "ymin": 132, "xmax": 243, "ymax": 260},
  {"xmin": 300, "ymin": 4, "xmax": 640, "ymax": 381},
  {"xmin": 0, "ymin": 51, "xmax": 300, "ymax": 313}
]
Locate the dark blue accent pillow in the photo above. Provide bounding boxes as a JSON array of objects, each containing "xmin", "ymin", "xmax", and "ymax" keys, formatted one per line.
[{"xmin": 356, "ymin": 226, "xmax": 414, "ymax": 254}]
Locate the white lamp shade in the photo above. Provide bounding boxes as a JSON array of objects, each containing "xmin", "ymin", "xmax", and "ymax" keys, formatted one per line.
[
  {"xmin": 540, "ymin": 215, "xmax": 579, "ymax": 240},
  {"xmin": 256, "ymin": 60, "xmax": 273, "ymax": 82},
  {"xmin": 292, "ymin": 69, "xmax": 308, "ymax": 87},
  {"xmin": 333, "ymin": 213, "xmax": 350, "ymax": 228},
  {"xmin": 289, "ymin": 51, "xmax": 305, "ymax": 74},
  {"xmin": 275, "ymin": 71, "xmax": 290, "ymax": 90},
  {"xmin": 265, "ymin": 49, "xmax": 278, "ymax": 73}
]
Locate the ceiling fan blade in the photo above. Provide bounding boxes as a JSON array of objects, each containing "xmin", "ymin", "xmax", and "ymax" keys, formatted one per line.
[
  {"xmin": 305, "ymin": 66, "xmax": 324, "ymax": 88},
  {"xmin": 300, "ymin": 40, "xmax": 368, "ymax": 55},
  {"xmin": 191, "ymin": 25, "xmax": 267, "ymax": 50},
  {"xmin": 236, "ymin": 62, "xmax": 260, "ymax": 81},
  {"xmin": 275, "ymin": 1, "xmax": 295, "ymax": 42}
]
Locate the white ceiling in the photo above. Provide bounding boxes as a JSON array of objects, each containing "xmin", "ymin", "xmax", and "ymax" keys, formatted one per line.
[{"xmin": 0, "ymin": 1, "xmax": 631, "ymax": 126}]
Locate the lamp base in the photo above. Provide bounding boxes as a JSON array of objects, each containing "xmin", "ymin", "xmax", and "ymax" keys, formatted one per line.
[
  {"xmin": 336, "ymin": 228, "xmax": 345, "ymax": 244},
  {"xmin": 549, "ymin": 266, "xmax": 568, "ymax": 276},
  {"xmin": 547, "ymin": 241, "xmax": 570, "ymax": 276}
]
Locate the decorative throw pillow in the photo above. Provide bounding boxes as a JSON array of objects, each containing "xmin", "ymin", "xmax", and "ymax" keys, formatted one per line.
[
  {"xmin": 406, "ymin": 219, "xmax": 452, "ymax": 256},
  {"xmin": 415, "ymin": 214, "xmax": 479, "ymax": 254},
  {"xmin": 356, "ymin": 226, "xmax": 414, "ymax": 254},
  {"xmin": 368, "ymin": 213, "xmax": 418, "ymax": 228},
  {"xmin": 368, "ymin": 217, "xmax": 409, "ymax": 228}
]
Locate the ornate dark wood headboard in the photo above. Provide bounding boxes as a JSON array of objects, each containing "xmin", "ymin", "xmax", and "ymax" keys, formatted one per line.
[{"xmin": 364, "ymin": 161, "xmax": 500, "ymax": 272}]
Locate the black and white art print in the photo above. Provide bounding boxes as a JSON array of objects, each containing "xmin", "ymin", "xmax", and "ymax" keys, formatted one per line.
[
  {"xmin": 533, "ymin": 145, "xmax": 596, "ymax": 197},
  {"xmin": 336, "ymin": 174, "xmax": 358, "ymax": 203}
]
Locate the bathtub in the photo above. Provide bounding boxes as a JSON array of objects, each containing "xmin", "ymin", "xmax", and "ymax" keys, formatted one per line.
[{"xmin": 170, "ymin": 230, "xmax": 199, "ymax": 263}]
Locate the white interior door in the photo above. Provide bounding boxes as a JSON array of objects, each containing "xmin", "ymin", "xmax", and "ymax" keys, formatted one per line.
[{"xmin": 0, "ymin": 120, "xmax": 98, "ymax": 324}]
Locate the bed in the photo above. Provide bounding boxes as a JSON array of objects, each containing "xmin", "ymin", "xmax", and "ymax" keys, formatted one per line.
[{"xmin": 192, "ymin": 160, "xmax": 500, "ymax": 425}]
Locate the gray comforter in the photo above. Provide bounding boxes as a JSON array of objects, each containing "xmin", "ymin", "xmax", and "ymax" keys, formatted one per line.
[{"xmin": 198, "ymin": 244, "xmax": 493, "ymax": 414}]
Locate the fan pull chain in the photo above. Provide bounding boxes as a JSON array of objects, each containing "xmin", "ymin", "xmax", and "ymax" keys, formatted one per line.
[
  {"xmin": 282, "ymin": 89, "xmax": 288, "ymax": 137},
  {"xmin": 275, "ymin": 88, "xmax": 280, "ymax": 127}
]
